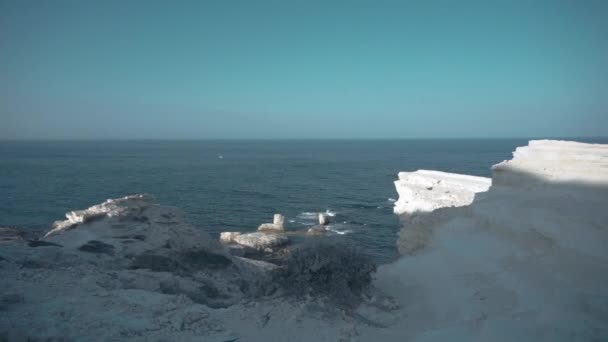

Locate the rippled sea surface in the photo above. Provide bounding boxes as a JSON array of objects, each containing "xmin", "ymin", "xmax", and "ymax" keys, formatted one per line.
[{"xmin": 2, "ymin": 138, "xmax": 605, "ymax": 263}]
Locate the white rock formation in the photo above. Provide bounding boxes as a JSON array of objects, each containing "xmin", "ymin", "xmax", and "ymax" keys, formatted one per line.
[
  {"xmin": 393, "ymin": 170, "xmax": 491, "ymax": 215},
  {"xmin": 257, "ymin": 214, "xmax": 285, "ymax": 232},
  {"xmin": 233, "ymin": 232, "xmax": 289, "ymax": 251},
  {"xmin": 318, "ymin": 212, "xmax": 330, "ymax": 225},
  {"xmin": 492, "ymin": 139, "xmax": 608, "ymax": 186},
  {"xmin": 373, "ymin": 140, "xmax": 608, "ymax": 341},
  {"xmin": 220, "ymin": 232, "xmax": 242, "ymax": 243},
  {"xmin": 274, "ymin": 214, "xmax": 285, "ymax": 227},
  {"xmin": 46, "ymin": 194, "xmax": 154, "ymax": 236}
]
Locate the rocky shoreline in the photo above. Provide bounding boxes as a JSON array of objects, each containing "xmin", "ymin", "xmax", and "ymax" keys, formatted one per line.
[
  {"xmin": 1, "ymin": 139, "xmax": 607, "ymax": 341},
  {"xmin": 0, "ymin": 194, "xmax": 387, "ymax": 341}
]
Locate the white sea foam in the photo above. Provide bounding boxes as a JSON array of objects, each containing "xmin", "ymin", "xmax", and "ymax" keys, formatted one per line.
[
  {"xmin": 296, "ymin": 212, "xmax": 317, "ymax": 219},
  {"xmin": 296, "ymin": 210, "xmax": 338, "ymax": 225}
]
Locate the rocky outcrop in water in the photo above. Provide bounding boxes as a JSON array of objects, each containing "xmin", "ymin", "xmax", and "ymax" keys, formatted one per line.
[
  {"xmin": 257, "ymin": 214, "xmax": 286, "ymax": 232},
  {"xmin": 233, "ymin": 232, "xmax": 289, "ymax": 251}
]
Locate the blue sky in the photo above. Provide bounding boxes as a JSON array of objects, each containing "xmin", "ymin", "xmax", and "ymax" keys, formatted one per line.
[{"xmin": 1, "ymin": 0, "xmax": 607, "ymax": 139}]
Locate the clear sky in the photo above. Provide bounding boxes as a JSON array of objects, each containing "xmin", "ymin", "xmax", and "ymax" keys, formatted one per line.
[{"xmin": 1, "ymin": 0, "xmax": 607, "ymax": 139}]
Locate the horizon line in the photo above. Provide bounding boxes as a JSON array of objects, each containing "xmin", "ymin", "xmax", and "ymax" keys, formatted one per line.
[{"xmin": 1, "ymin": 136, "xmax": 608, "ymax": 142}]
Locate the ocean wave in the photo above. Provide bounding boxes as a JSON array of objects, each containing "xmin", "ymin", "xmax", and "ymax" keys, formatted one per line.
[
  {"xmin": 388, "ymin": 198, "xmax": 397, "ymax": 202},
  {"xmin": 296, "ymin": 210, "xmax": 338, "ymax": 225},
  {"xmin": 296, "ymin": 212, "xmax": 318, "ymax": 219},
  {"xmin": 295, "ymin": 212, "xmax": 319, "ymax": 226},
  {"xmin": 325, "ymin": 225, "xmax": 353, "ymax": 235},
  {"xmin": 325, "ymin": 209, "xmax": 336, "ymax": 217}
]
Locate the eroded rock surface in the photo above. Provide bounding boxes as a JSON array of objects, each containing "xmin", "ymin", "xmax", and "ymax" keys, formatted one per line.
[
  {"xmin": 376, "ymin": 140, "xmax": 608, "ymax": 341},
  {"xmin": 0, "ymin": 195, "xmax": 283, "ymax": 340},
  {"xmin": 233, "ymin": 232, "xmax": 289, "ymax": 251}
]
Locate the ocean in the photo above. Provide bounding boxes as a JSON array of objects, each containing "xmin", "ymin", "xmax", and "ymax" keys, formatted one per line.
[{"xmin": 2, "ymin": 138, "xmax": 605, "ymax": 263}]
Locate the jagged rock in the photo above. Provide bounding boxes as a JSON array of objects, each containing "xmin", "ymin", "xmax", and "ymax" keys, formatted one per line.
[
  {"xmin": 233, "ymin": 232, "xmax": 288, "ymax": 251},
  {"xmin": 46, "ymin": 194, "xmax": 154, "ymax": 237},
  {"xmin": 27, "ymin": 240, "xmax": 62, "ymax": 248}
]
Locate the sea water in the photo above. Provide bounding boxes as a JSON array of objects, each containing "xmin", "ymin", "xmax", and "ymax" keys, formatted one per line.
[{"xmin": 2, "ymin": 138, "xmax": 605, "ymax": 263}]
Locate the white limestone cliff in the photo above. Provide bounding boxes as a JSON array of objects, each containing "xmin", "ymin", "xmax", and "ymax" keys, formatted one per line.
[
  {"xmin": 393, "ymin": 170, "xmax": 491, "ymax": 215},
  {"xmin": 371, "ymin": 140, "xmax": 608, "ymax": 341}
]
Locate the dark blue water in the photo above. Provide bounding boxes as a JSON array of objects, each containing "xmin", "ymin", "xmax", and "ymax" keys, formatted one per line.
[{"xmin": 1, "ymin": 138, "xmax": 605, "ymax": 263}]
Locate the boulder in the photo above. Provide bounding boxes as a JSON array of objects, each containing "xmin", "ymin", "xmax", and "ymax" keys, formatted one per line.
[
  {"xmin": 273, "ymin": 214, "xmax": 285, "ymax": 227},
  {"xmin": 318, "ymin": 213, "xmax": 330, "ymax": 225},
  {"xmin": 233, "ymin": 232, "xmax": 288, "ymax": 251},
  {"xmin": 257, "ymin": 214, "xmax": 285, "ymax": 232}
]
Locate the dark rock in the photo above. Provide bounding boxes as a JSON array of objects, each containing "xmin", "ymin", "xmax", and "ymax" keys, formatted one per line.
[
  {"xmin": 199, "ymin": 282, "xmax": 227, "ymax": 299},
  {"xmin": 187, "ymin": 286, "xmax": 231, "ymax": 309},
  {"xmin": 274, "ymin": 239, "xmax": 376, "ymax": 308},
  {"xmin": 180, "ymin": 250, "xmax": 232, "ymax": 270},
  {"xmin": 20, "ymin": 259, "xmax": 48, "ymax": 269},
  {"xmin": 1, "ymin": 294, "xmax": 24, "ymax": 305},
  {"xmin": 27, "ymin": 240, "xmax": 62, "ymax": 248},
  {"xmin": 133, "ymin": 216, "xmax": 149, "ymax": 223},
  {"xmin": 129, "ymin": 254, "xmax": 178, "ymax": 272},
  {"xmin": 0, "ymin": 294, "xmax": 25, "ymax": 311},
  {"xmin": 78, "ymin": 240, "xmax": 115, "ymax": 255},
  {"xmin": 0, "ymin": 227, "xmax": 26, "ymax": 242},
  {"xmin": 113, "ymin": 234, "xmax": 146, "ymax": 241},
  {"xmin": 159, "ymin": 278, "xmax": 180, "ymax": 294}
]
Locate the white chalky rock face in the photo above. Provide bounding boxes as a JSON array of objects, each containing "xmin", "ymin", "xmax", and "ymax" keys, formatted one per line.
[
  {"xmin": 393, "ymin": 170, "xmax": 491, "ymax": 215},
  {"xmin": 376, "ymin": 140, "xmax": 608, "ymax": 341},
  {"xmin": 492, "ymin": 139, "xmax": 608, "ymax": 186}
]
